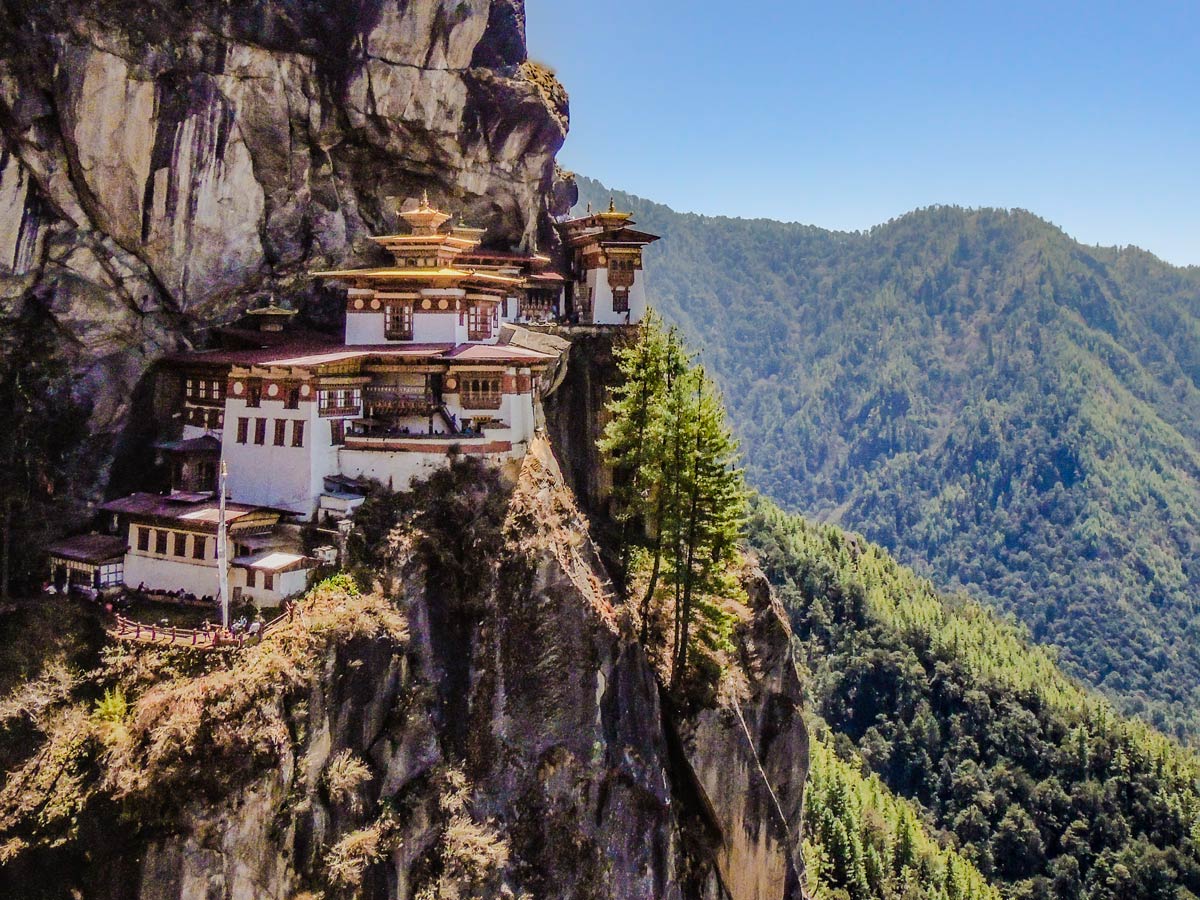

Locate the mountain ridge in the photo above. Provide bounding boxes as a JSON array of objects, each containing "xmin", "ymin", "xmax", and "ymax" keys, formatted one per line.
[{"xmin": 574, "ymin": 175, "xmax": 1200, "ymax": 739}]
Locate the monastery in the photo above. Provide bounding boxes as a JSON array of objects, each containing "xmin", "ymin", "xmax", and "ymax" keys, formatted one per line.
[{"xmin": 46, "ymin": 196, "xmax": 658, "ymax": 611}]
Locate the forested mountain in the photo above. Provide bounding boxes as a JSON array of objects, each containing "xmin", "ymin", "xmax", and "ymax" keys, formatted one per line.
[
  {"xmin": 574, "ymin": 177, "xmax": 1200, "ymax": 740},
  {"xmin": 749, "ymin": 497, "xmax": 1200, "ymax": 899}
]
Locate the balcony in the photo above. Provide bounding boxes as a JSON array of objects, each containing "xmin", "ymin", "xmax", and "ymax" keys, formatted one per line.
[
  {"xmin": 342, "ymin": 432, "xmax": 512, "ymax": 454},
  {"xmin": 318, "ymin": 403, "xmax": 361, "ymax": 418},
  {"xmin": 363, "ymin": 384, "xmax": 435, "ymax": 413},
  {"xmin": 459, "ymin": 391, "xmax": 503, "ymax": 410}
]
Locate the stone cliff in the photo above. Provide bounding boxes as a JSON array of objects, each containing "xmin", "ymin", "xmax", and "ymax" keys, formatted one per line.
[
  {"xmin": 0, "ymin": 0, "xmax": 570, "ymax": 498},
  {"xmin": 0, "ymin": 439, "xmax": 808, "ymax": 900}
]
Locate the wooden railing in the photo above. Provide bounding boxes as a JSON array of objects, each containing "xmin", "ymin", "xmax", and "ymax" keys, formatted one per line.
[{"xmin": 109, "ymin": 605, "xmax": 295, "ymax": 651}]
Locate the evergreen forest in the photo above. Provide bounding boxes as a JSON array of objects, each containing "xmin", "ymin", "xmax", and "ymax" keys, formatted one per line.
[
  {"xmin": 599, "ymin": 323, "xmax": 1200, "ymax": 898},
  {"xmin": 575, "ymin": 177, "xmax": 1200, "ymax": 741},
  {"xmin": 751, "ymin": 498, "xmax": 1200, "ymax": 899}
]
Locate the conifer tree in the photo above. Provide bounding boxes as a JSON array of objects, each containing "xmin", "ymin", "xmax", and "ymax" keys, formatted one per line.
[{"xmin": 600, "ymin": 318, "xmax": 746, "ymax": 689}]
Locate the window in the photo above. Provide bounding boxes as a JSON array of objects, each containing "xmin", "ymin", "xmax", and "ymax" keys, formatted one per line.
[
  {"xmin": 284, "ymin": 387, "xmax": 301, "ymax": 409},
  {"xmin": 292, "ymin": 420, "xmax": 305, "ymax": 448},
  {"xmin": 467, "ymin": 304, "xmax": 492, "ymax": 340},
  {"xmin": 384, "ymin": 304, "xmax": 413, "ymax": 340},
  {"xmin": 254, "ymin": 418, "xmax": 266, "ymax": 445},
  {"xmin": 206, "ymin": 409, "xmax": 221, "ymax": 430},
  {"xmin": 246, "ymin": 569, "xmax": 256, "ymax": 588},
  {"xmin": 155, "ymin": 530, "xmax": 168, "ymax": 555},
  {"xmin": 212, "ymin": 380, "xmax": 225, "ymax": 402},
  {"xmin": 174, "ymin": 532, "xmax": 187, "ymax": 557},
  {"xmin": 137, "ymin": 527, "xmax": 150, "ymax": 552},
  {"xmin": 264, "ymin": 573, "xmax": 275, "ymax": 591},
  {"xmin": 237, "ymin": 418, "xmax": 249, "ymax": 444},
  {"xmin": 192, "ymin": 536, "xmax": 207, "ymax": 560},
  {"xmin": 274, "ymin": 419, "xmax": 287, "ymax": 446},
  {"xmin": 461, "ymin": 376, "xmax": 504, "ymax": 409},
  {"xmin": 331, "ymin": 419, "xmax": 346, "ymax": 445},
  {"xmin": 319, "ymin": 388, "xmax": 361, "ymax": 417},
  {"xmin": 246, "ymin": 380, "xmax": 262, "ymax": 408},
  {"xmin": 198, "ymin": 380, "xmax": 209, "ymax": 400},
  {"xmin": 99, "ymin": 562, "xmax": 123, "ymax": 587}
]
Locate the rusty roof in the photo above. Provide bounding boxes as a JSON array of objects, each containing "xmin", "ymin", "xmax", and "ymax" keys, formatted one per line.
[
  {"xmin": 169, "ymin": 341, "xmax": 557, "ymax": 369},
  {"xmin": 100, "ymin": 493, "xmax": 286, "ymax": 529},
  {"xmin": 46, "ymin": 534, "xmax": 127, "ymax": 565}
]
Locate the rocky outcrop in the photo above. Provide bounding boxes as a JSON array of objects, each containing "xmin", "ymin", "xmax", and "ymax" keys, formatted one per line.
[
  {"xmin": 0, "ymin": 0, "xmax": 569, "ymax": 496},
  {"xmin": 0, "ymin": 442, "xmax": 807, "ymax": 899}
]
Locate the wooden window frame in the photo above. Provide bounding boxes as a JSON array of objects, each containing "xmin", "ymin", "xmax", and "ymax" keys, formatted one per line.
[
  {"xmin": 237, "ymin": 418, "xmax": 249, "ymax": 444},
  {"xmin": 384, "ymin": 303, "xmax": 413, "ymax": 340},
  {"xmin": 137, "ymin": 527, "xmax": 150, "ymax": 552},
  {"xmin": 461, "ymin": 375, "xmax": 504, "ymax": 410},
  {"xmin": 274, "ymin": 419, "xmax": 287, "ymax": 447},
  {"xmin": 292, "ymin": 420, "xmax": 305, "ymax": 448},
  {"xmin": 155, "ymin": 530, "xmax": 168, "ymax": 555},
  {"xmin": 467, "ymin": 304, "xmax": 493, "ymax": 341},
  {"xmin": 254, "ymin": 418, "xmax": 267, "ymax": 445},
  {"xmin": 192, "ymin": 536, "xmax": 207, "ymax": 561}
]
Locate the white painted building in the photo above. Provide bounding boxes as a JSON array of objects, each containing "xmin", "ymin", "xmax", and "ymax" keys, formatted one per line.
[
  {"xmin": 558, "ymin": 199, "xmax": 659, "ymax": 325},
  {"xmin": 99, "ymin": 493, "xmax": 316, "ymax": 608}
]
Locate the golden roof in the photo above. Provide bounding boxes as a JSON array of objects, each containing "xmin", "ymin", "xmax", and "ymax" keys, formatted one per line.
[
  {"xmin": 312, "ymin": 266, "xmax": 523, "ymax": 286},
  {"xmin": 399, "ymin": 190, "xmax": 453, "ymax": 234}
]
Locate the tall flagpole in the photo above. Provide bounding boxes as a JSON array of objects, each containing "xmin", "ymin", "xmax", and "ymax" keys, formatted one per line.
[{"xmin": 217, "ymin": 461, "xmax": 230, "ymax": 629}]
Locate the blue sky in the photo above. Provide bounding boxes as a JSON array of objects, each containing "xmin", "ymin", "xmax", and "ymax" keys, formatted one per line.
[{"xmin": 525, "ymin": 1, "xmax": 1199, "ymax": 266}]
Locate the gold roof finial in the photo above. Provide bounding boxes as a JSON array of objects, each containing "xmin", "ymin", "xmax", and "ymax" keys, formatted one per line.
[
  {"xmin": 608, "ymin": 196, "xmax": 616, "ymax": 213},
  {"xmin": 421, "ymin": 189, "xmax": 430, "ymax": 209},
  {"xmin": 586, "ymin": 201, "xmax": 592, "ymax": 214}
]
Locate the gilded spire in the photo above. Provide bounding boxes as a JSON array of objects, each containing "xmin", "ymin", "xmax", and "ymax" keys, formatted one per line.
[{"xmin": 608, "ymin": 196, "xmax": 616, "ymax": 213}]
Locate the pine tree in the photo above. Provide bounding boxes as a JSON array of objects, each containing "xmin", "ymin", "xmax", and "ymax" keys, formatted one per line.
[{"xmin": 599, "ymin": 319, "xmax": 746, "ymax": 691}]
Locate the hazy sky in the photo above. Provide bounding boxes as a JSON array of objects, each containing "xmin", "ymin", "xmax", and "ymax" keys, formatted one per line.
[{"xmin": 525, "ymin": 1, "xmax": 1199, "ymax": 267}]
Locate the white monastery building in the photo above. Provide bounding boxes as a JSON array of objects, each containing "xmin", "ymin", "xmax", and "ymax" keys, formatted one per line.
[{"xmin": 71, "ymin": 195, "xmax": 659, "ymax": 607}]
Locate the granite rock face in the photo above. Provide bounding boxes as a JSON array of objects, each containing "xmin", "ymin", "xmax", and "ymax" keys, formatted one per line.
[
  {"xmin": 0, "ymin": 441, "xmax": 808, "ymax": 899},
  {"xmin": 0, "ymin": 0, "xmax": 568, "ymax": 493}
]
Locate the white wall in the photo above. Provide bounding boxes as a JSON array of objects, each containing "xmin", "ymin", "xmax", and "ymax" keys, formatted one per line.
[
  {"xmin": 223, "ymin": 397, "xmax": 322, "ymax": 515},
  {"xmin": 412, "ymin": 311, "xmax": 461, "ymax": 343},
  {"xmin": 234, "ymin": 566, "xmax": 310, "ymax": 609},
  {"xmin": 442, "ymin": 388, "xmax": 537, "ymax": 445},
  {"xmin": 346, "ymin": 313, "xmax": 386, "ymax": 345},
  {"xmin": 125, "ymin": 549, "xmax": 219, "ymax": 597},
  {"xmin": 337, "ymin": 447, "xmax": 448, "ymax": 489},
  {"xmin": 583, "ymin": 268, "xmax": 646, "ymax": 325}
]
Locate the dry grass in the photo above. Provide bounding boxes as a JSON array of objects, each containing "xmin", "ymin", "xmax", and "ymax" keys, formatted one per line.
[
  {"xmin": 324, "ymin": 750, "xmax": 372, "ymax": 814},
  {"xmin": 101, "ymin": 578, "xmax": 405, "ymax": 800},
  {"xmin": 414, "ymin": 767, "xmax": 511, "ymax": 900},
  {"xmin": 0, "ymin": 659, "xmax": 77, "ymax": 729},
  {"xmin": 0, "ymin": 577, "xmax": 407, "ymax": 857},
  {"xmin": 324, "ymin": 817, "xmax": 392, "ymax": 890},
  {"xmin": 0, "ymin": 705, "xmax": 96, "ymax": 839}
]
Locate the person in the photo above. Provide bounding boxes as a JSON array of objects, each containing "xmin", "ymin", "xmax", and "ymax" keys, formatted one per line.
[{"xmin": 248, "ymin": 619, "xmax": 263, "ymax": 638}]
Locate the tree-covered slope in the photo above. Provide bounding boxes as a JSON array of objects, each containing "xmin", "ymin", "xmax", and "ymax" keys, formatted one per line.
[
  {"xmin": 575, "ymin": 177, "xmax": 1200, "ymax": 739},
  {"xmin": 748, "ymin": 497, "xmax": 1200, "ymax": 899}
]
